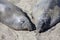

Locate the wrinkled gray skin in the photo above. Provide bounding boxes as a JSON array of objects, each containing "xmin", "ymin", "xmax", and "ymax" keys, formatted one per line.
[
  {"xmin": 0, "ymin": 0, "xmax": 36, "ymax": 31},
  {"xmin": 33, "ymin": 0, "xmax": 60, "ymax": 33}
]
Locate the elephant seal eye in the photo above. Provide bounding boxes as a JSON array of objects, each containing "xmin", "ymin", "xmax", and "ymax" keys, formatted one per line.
[{"xmin": 21, "ymin": 21, "xmax": 25, "ymax": 23}]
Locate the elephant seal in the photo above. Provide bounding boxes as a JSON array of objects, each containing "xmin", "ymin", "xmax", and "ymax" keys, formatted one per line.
[
  {"xmin": 0, "ymin": 0, "xmax": 36, "ymax": 31},
  {"xmin": 33, "ymin": 0, "xmax": 60, "ymax": 33}
]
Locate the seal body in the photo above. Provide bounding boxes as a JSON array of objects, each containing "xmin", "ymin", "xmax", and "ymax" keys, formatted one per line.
[
  {"xmin": 33, "ymin": 0, "xmax": 60, "ymax": 33},
  {"xmin": 0, "ymin": 0, "xmax": 36, "ymax": 31}
]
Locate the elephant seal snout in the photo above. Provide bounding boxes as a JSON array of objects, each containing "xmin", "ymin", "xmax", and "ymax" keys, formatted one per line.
[{"xmin": 0, "ymin": 0, "xmax": 36, "ymax": 31}]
